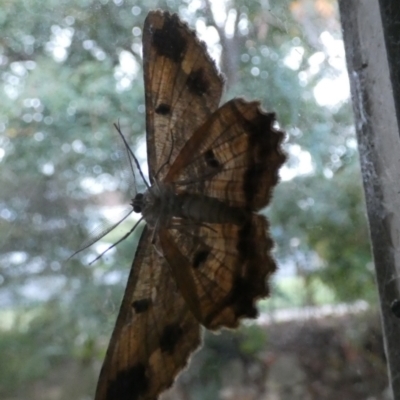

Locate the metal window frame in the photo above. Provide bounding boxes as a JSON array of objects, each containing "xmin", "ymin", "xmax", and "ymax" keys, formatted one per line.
[{"xmin": 339, "ymin": 1, "xmax": 400, "ymax": 398}]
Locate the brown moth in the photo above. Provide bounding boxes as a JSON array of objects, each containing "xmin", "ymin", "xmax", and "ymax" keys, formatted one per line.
[{"xmin": 94, "ymin": 10, "xmax": 286, "ymax": 400}]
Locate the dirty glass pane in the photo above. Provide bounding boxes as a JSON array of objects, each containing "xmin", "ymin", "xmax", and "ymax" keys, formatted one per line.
[{"xmin": 0, "ymin": 0, "xmax": 388, "ymax": 399}]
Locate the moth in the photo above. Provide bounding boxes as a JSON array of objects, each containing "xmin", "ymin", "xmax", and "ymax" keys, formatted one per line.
[{"xmin": 94, "ymin": 10, "xmax": 286, "ymax": 400}]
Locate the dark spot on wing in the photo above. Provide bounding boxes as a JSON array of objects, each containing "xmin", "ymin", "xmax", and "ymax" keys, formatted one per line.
[
  {"xmin": 203, "ymin": 274, "xmax": 258, "ymax": 328},
  {"xmin": 152, "ymin": 14, "xmax": 186, "ymax": 62},
  {"xmin": 187, "ymin": 68, "xmax": 209, "ymax": 96},
  {"xmin": 242, "ymin": 112, "xmax": 274, "ymax": 205},
  {"xmin": 237, "ymin": 104, "xmax": 285, "ymax": 209},
  {"xmin": 132, "ymin": 298, "xmax": 151, "ymax": 314},
  {"xmin": 230, "ymin": 276, "xmax": 258, "ymax": 319},
  {"xmin": 193, "ymin": 250, "xmax": 209, "ymax": 268},
  {"xmin": 107, "ymin": 362, "xmax": 148, "ymax": 400},
  {"xmin": 159, "ymin": 323, "xmax": 183, "ymax": 353},
  {"xmin": 234, "ymin": 220, "xmax": 271, "ymax": 318},
  {"xmin": 155, "ymin": 103, "xmax": 171, "ymax": 115},
  {"xmin": 391, "ymin": 299, "xmax": 400, "ymax": 318},
  {"xmin": 202, "ymin": 216, "xmax": 274, "ymax": 328},
  {"xmin": 204, "ymin": 149, "xmax": 220, "ymax": 169}
]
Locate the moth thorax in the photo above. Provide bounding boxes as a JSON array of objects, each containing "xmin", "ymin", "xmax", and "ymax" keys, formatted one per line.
[{"xmin": 139, "ymin": 183, "xmax": 178, "ymax": 228}]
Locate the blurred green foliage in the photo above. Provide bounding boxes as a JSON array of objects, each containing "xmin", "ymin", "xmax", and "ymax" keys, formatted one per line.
[{"xmin": 0, "ymin": 0, "xmax": 374, "ymax": 398}]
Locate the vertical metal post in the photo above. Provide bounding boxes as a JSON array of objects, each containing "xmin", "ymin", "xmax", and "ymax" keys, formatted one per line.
[{"xmin": 338, "ymin": 1, "xmax": 400, "ymax": 398}]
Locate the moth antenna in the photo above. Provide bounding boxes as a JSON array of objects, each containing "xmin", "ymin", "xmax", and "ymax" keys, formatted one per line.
[
  {"xmin": 151, "ymin": 217, "xmax": 160, "ymax": 244},
  {"xmin": 114, "ymin": 122, "xmax": 150, "ymax": 190},
  {"xmin": 154, "ymin": 131, "xmax": 175, "ymax": 180},
  {"xmin": 67, "ymin": 208, "xmax": 135, "ymax": 261},
  {"xmin": 153, "ymin": 176, "xmax": 162, "ymax": 193},
  {"xmin": 114, "ymin": 120, "xmax": 138, "ymax": 194},
  {"xmin": 89, "ymin": 216, "xmax": 144, "ymax": 265}
]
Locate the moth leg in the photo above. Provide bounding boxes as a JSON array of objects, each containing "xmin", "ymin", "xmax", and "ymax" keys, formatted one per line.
[
  {"xmin": 150, "ymin": 217, "xmax": 161, "ymax": 245},
  {"xmin": 169, "ymin": 220, "xmax": 217, "ymax": 233},
  {"xmin": 152, "ymin": 241, "xmax": 164, "ymax": 257},
  {"xmin": 173, "ymin": 169, "xmax": 220, "ymax": 187},
  {"xmin": 149, "ymin": 218, "xmax": 166, "ymax": 258}
]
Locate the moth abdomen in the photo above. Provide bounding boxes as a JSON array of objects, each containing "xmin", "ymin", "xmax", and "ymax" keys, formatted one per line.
[{"xmin": 178, "ymin": 193, "xmax": 247, "ymax": 225}]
